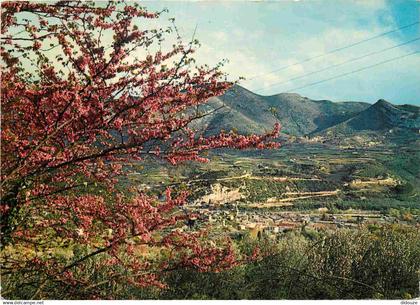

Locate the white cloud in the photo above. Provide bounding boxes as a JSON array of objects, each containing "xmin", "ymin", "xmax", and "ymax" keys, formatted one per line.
[{"xmin": 210, "ymin": 31, "xmax": 228, "ymax": 43}]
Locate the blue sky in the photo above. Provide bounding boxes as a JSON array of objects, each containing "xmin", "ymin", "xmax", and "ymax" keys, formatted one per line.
[{"xmin": 142, "ymin": 0, "xmax": 420, "ymax": 105}]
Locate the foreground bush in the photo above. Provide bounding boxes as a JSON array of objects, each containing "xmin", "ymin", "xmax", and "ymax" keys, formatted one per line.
[
  {"xmin": 159, "ymin": 224, "xmax": 419, "ymax": 300},
  {"xmin": 3, "ymin": 224, "xmax": 418, "ymax": 299}
]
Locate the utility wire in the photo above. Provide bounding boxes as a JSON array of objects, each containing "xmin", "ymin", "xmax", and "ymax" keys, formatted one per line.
[
  {"xmin": 244, "ymin": 20, "xmax": 420, "ymax": 81},
  {"xmin": 253, "ymin": 37, "xmax": 420, "ymax": 92},
  {"xmin": 259, "ymin": 50, "xmax": 419, "ymax": 94}
]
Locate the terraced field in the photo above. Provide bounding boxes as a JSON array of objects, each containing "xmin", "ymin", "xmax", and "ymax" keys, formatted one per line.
[{"xmin": 123, "ymin": 142, "xmax": 419, "ymax": 216}]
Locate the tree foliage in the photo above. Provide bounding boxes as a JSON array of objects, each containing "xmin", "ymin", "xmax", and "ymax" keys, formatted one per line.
[{"xmin": 159, "ymin": 225, "xmax": 420, "ymax": 300}]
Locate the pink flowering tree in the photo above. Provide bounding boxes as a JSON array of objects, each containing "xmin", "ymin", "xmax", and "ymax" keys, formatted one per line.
[{"xmin": 0, "ymin": 0, "xmax": 279, "ymax": 299}]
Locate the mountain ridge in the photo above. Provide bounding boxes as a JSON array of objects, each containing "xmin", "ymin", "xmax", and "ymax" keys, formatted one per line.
[{"xmin": 198, "ymin": 85, "xmax": 419, "ymax": 141}]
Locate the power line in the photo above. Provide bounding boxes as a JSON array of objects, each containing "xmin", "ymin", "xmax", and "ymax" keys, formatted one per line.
[
  {"xmin": 244, "ymin": 20, "xmax": 420, "ymax": 81},
  {"xmin": 253, "ymin": 37, "xmax": 420, "ymax": 92},
  {"xmin": 257, "ymin": 50, "xmax": 419, "ymax": 94}
]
